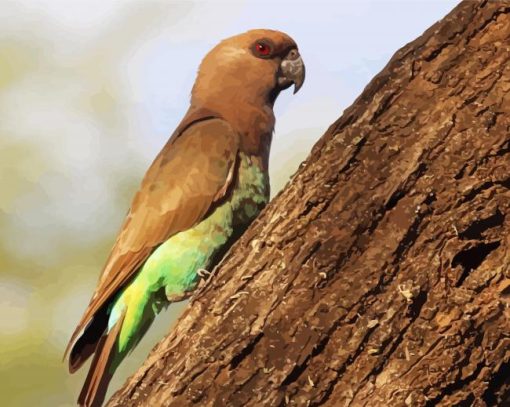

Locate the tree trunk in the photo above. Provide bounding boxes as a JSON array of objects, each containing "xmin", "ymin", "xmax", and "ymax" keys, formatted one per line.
[{"xmin": 108, "ymin": 1, "xmax": 510, "ymax": 406}]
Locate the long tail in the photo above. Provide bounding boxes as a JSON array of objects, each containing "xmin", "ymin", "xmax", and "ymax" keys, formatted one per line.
[
  {"xmin": 70, "ymin": 279, "xmax": 164, "ymax": 406},
  {"xmin": 78, "ymin": 311, "xmax": 125, "ymax": 407}
]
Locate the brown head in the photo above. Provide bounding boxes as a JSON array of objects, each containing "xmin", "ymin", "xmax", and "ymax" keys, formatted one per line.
[
  {"xmin": 190, "ymin": 29, "xmax": 305, "ymax": 155},
  {"xmin": 192, "ymin": 29, "xmax": 304, "ymax": 108}
]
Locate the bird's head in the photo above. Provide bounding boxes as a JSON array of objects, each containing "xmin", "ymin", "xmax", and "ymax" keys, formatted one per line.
[{"xmin": 191, "ymin": 29, "xmax": 305, "ymax": 109}]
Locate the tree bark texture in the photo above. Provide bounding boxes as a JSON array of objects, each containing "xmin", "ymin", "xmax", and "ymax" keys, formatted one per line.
[{"xmin": 109, "ymin": 1, "xmax": 510, "ymax": 406}]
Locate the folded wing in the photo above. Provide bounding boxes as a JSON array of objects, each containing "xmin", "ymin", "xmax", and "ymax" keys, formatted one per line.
[{"xmin": 66, "ymin": 115, "xmax": 239, "ymax": 372}]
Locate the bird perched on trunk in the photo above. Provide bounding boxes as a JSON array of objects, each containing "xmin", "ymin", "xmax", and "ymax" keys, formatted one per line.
[{"xmin": 65, "ymin": 29, "xmax": 305, "ymax": 407}]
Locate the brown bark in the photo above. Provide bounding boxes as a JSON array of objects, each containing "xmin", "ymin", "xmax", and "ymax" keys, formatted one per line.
[{"xmin": 108, "ymin": 1, "xmax": 510, "ymax": 406}]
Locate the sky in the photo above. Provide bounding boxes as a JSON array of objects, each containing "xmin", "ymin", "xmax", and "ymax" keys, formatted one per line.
[{"xmin": 0, "ymin": 0, "xmax": 459, "ymax": 405}]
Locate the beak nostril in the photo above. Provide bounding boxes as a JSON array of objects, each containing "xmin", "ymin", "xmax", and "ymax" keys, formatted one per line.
[{"xmin": 286, "ymin": 49, "xmax": 299, "ymax": 61}]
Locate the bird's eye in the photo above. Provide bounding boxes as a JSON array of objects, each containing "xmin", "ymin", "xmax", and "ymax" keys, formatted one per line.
[{"xmin": 255, "ymin": 42, "xmax": 271, "ymax": 57}]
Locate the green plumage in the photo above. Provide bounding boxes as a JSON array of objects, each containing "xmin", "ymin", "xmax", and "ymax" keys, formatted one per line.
[{"xmin": 107, "ymin": 152, "xmax": 269, "ymax": 370}]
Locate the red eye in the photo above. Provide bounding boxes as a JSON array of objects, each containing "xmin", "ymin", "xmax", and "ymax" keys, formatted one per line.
[{"xmin": 256, "ymin": 42, "xmax": 271, "ymax": 56}]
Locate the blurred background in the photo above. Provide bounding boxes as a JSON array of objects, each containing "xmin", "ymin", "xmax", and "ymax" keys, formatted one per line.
[{"xmin": 0, "ymin": 0, "xmax": 458, "ymax": 405}]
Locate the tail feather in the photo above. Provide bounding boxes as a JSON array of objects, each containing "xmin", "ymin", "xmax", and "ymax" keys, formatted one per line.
[
  {"xmin": 68, "ymin": 309, "xmax": 109, "ymax": 373},
  {"xmin": 78, "ymin": 311, "xmax": 125, "ymax": 407}
]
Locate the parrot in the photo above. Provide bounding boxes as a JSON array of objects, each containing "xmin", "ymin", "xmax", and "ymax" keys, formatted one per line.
[{"xmin": 64, "ymin": 29, "xmax": 305, "ymax": 407}]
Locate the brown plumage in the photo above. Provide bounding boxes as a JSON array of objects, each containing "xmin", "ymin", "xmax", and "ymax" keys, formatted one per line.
[{"xmin": 66, "ymin": 28, "xmax": 304, "ymax": 407}]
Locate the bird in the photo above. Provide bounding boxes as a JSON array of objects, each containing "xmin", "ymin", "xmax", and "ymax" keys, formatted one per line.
[{"xmin": 65, "ymin": 28, "xmax": 305, "ymax": 407}]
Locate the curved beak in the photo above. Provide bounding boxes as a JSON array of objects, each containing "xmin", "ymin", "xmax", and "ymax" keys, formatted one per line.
[{"xmin": 278, "ymin": 49, "xmax": 305, "ymax": 94}]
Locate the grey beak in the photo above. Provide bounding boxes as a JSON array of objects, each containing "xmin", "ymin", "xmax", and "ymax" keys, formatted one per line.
[{"xmin": 278, "ymin": 49, "xmax": 305, "ymax": 94}]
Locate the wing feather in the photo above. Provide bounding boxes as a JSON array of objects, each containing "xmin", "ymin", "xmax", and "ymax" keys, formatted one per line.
[{"xmin": 66, "ymin": 116, "xmax": 239, "ymax": 365}]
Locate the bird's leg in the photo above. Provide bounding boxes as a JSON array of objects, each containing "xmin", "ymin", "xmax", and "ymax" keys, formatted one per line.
[{"xmin": 165, "ymin": 286, "xmax": 193, "ymax": 303}]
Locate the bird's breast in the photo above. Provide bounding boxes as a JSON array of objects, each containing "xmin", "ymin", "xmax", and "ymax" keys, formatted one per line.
[{"xmin": 230, "ymin": 152, "xmax": 270, "ymax": 227}]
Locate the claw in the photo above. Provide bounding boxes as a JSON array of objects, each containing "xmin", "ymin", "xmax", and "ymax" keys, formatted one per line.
[{"xmin": 197, "ymin": 269, "xmax": 211, "ymax": 278}]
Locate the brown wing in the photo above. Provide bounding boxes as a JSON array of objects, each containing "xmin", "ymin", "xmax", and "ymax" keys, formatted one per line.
[{"xmin": 66, "ymin": 116, "xmax": 239, "ymax": 368}]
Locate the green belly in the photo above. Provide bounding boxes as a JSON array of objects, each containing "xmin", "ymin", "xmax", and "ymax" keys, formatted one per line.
[
  {"xmin": 109, "ymin": 153, "xmax": 269, "ymax": 353},
  {"xmin": 155, "ymin": 152, "xmax": 269, "ymax": 296}
]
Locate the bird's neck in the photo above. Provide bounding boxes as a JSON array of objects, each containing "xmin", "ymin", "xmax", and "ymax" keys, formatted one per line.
[{"xmin": 190, "ymin": 98, "xmax": 275, "ymax": 170}]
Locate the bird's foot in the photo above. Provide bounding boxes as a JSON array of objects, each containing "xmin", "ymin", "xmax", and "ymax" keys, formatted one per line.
[
  {"xmin": 165, "ymin": 287, "xmax": 192, "ymax": 303},
  {"xmin": 196, "ymin": 269, "xmax": 212, "ymax": 290},
  {"xmin": 197, "ymin": 268, "xmax": 211, "ymax": 278}
]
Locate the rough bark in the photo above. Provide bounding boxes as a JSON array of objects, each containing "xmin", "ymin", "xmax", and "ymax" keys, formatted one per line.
[{"xmin": 108, "ymin": 1, "xmax": 510, "ymax": 406}]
